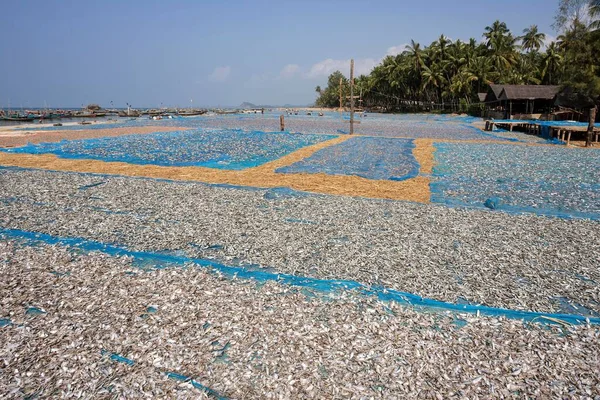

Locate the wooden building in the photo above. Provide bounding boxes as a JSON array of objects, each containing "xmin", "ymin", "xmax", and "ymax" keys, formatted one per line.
[{"xmin": 483, "ymin": 84, "xmax": 561, "ymax": 119}]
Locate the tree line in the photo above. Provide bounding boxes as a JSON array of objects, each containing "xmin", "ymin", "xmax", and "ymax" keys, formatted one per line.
[{"xmin": 314, "ymin": 0, "xmax": 600, "ymax": 117}]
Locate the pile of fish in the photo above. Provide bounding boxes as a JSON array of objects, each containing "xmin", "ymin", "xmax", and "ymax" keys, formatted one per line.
[
  {"xmin": 1, "ymin": 241, "xmax": 599, "ymax": 398},
  {"xmin": 432, "ymin": 142, "xmax": 600, "ymax": 219},
  {"xmin": 1, "ymin": 168, "xmax": 598, "ymax": 316},
  {"xmin": 276, "ymin": 137, "xmax": 420, "ymax": 181},
  {"xmin": 3, "ymin": 129, "xmax": 335, "ymax": 169}
]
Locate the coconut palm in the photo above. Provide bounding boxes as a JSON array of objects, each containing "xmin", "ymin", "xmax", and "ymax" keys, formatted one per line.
[
  {"xmin": 541, "ymin": 42, "xmax": 563, "ymax": 84},
  {"xmin": 488, "ymin": 34, "xmax": 518, "ymax": 74},
  {"xmin": 313, "ymin": 11, "xmax": 597, "ymax": 114},
  {"xmin": 405, "ymin": 40, "xmax": 425, "ymax": 72},
  {"xmin": 449, "ymin": 68, "xmax": 478, "ymax": 102},
  {"xmin": 520, "ymin": 25, "xmax": 546, "ymax": 52},
  {"xmin": 470, "ymin": 56, "xmax": 495, "ymax": 93},
  {"xmin": 484, "ymin": 20, "xmax": 509, "ymax": 45},
  {"xmin": 421, "ymin": 63, "xmax": 446, "ymax": 104}
]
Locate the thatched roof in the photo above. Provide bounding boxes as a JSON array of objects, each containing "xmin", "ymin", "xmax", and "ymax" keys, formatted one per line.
[
  {"xmin": 484, "ymin": 84, "xmax": 504, "ymax": 103},
  {"xmin": 498, "ymin": 85, "xmax": 561, "ymax": 101},
  {"xmin": 489, "ymin": 84, "xmax": 504, "ymax": 99},
  {"xmin": 477, "ymin": 93, "xmax": 487, "ymax": 102}
]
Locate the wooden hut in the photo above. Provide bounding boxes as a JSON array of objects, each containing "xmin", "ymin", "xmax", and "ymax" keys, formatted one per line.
[
  {"xmin": 483, "ymin": 85, "xmax": 561, "ymax": 119},
  {"xmin": 483, "ymin": 84, "xmax": 507, "ymax": 119},
  {"xmin": 498, "ymin": 85, "xmax": 561, "ymax": 118},
  {"xmin": 484, "ymin": 84, "xmax": 504, "ymax": 104}
]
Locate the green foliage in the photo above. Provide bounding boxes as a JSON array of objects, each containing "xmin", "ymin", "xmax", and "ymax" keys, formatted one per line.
[
  {"xmin": 557, "ymin": 18, "xmax": 600, "ymax": 108},
  {"xmin": 313, "ymin": 2, "xmax": 600, "ymax": 115},
  {"xmin": 315, "ymin": 71, "xmax": 348, "ymax": 108}
]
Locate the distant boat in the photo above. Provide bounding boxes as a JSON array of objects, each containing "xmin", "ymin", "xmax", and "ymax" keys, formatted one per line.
[
  {"xmin": 0, "ymin": 112, "xmax": 35, "ymax": 122},
  {"xmin": 177, "ymin": 110, "xmax": 207, "ymax": 116},
  {"xmin": 118, "ymin": 110, "xmax": 141, "ymax": 117},
  {"xmin": 0, "ymin": 116, "xmax": 35, "ymax": 122}
]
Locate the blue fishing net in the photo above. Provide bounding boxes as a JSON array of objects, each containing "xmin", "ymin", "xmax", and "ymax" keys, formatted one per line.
[
  {"xmin": 2, "ymin": 226, "xmax": 598, "ymax": 326},
  {"xmin": 19, "ymin": 113, "xmax": 505, "ymax": 141},
  {"xmin": 276, "ymin": 137, "xmax": 420, "ymax": 181},
  {"xmin": 2, "ymin": 128, "xmax": 336, "ymax": 170}
]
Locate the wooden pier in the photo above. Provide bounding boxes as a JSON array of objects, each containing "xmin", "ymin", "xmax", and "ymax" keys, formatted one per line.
[{"xmin": 485, "ymin": 120, "xmax": 600, "ymax": 145}]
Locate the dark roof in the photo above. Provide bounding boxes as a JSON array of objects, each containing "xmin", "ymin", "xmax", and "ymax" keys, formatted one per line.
[
  {"xmin": 489, "ymin": 84, "xmax": 504, "ymax": 99},
  {"xmin": 498, "ymin": 85, "xmax": 561, "ymax": 101},
  {"xmin": 484, "ymin": 84, "xmax": 504, "ymax": 103},
  {"xmin": 478, "ymin": 93, "xmax": 487, "ymax": 102}
]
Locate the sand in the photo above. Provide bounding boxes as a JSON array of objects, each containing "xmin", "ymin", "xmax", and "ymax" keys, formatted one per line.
[{"xmin": 0, "ymin": 136, "xmax": 433, "ymax": 202}]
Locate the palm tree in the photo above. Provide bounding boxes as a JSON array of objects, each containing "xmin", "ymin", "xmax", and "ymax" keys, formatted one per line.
[
  {"xmin": 488, "ymin": 34, "xmax": 518, "ymax": 74},
  {"xmin": 541, "ymin": 42, "xmax": 563, "ymax": 84},
  {"xmin": 405, "ymin": 40, "xmax": 424, "ymax": 72},
  {"xmin": 421, "ymin": 63, "xmax": 446, "ymax": 105},
  {"xmin": 449, "ymin": 68, "xmax": 478, "ymax": 103},
  {"xmin": 484, "ymin": 20, "xmax": 509, "ymax": 45},
  {"xmin": 520, "ymin": 25, "xmax": 546, "ymax": 52},
  {"xmin": 436, "ymin": 34, "xmax": 450, "ymax": 62},
  {"xmin": 470, "ymin": 56, "xmax": 495, "ymax": 93}
]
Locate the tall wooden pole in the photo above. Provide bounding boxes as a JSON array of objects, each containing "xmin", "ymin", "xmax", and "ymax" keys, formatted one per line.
[
  {"xmin": 586, "ymin": 105, "xmax": 597, "ymax": 147},
  {"xmin": 339, "ymin": 77, "xmax": 343, "ymax": 116},
  {"xmin": 350, "ymin": 59, "xmax": 355, "ymax": 135}
]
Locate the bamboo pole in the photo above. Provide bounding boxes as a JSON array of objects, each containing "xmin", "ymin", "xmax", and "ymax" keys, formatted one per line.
[{"xmin": 350, "ymin": 59, "xmax": 355, "ymax": 135}]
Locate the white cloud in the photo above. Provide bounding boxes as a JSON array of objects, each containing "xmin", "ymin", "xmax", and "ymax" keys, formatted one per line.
[
  {"xmin": 279, "ymin": 64, "xmax": 300, "ymax": 79},
  {"xmin": 305, "ymin": 58, "xmax": 378, "ymax": 79},
  {"xmin": 386, "ymin": 43, "xmax": 409, "ymax": 56},
  {"xmin": 208, "ymin": 66, "xmax": 231, "ymax": 82}
]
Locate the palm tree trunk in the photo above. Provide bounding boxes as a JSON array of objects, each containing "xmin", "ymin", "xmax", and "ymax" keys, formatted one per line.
[{"xmin": 587, "ymin": 106, "xmax": 597, "ymax": 147}]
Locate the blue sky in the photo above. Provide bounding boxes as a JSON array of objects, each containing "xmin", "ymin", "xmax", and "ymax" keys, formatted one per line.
[{"xmin": 0, "ymin": 0, "xmax": 558, "ymax": 108}]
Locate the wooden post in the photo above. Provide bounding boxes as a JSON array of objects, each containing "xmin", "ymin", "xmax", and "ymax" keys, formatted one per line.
[
  {"xmin": 567, "ymin": 130, "xmax": 572, "ymax": 145},
  {"xmin": 339, "ymin": 77, "xmax": 343, "ymax": 115},
  {"xmin": 280, "ymin": 115, "xmax": 285, "ymax": 131},
  {"xmin": 586, "ymin": 106, "xmax": 597, "ymax": 147},
  {"xmin": 350, "ymin": 59, "xmax": 355, "ymax": 135},
  {"xmin": 509, "ymin": 101, "xmax": 512, "ymax": 119}
]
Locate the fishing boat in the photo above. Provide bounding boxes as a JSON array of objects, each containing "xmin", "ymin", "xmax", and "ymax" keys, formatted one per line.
[
  {"xmin": 118, "ymin": 110, "xmax": 141, "ymax": 117},
  {"xmin": 0, "ymin": 115, "xmax": 35, "ymax": 122},
  {"xmin": 177, "ymin": 110, "xmax": 207, "ymax": 117},
  {"xmin": 1, "ymin": 111, "xmax": 36, "ymax": 121}
]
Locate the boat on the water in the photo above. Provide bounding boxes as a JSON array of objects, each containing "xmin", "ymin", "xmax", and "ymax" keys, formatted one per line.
[
  {"xmin": 118, "ymin": 110, "xmax": 141, "ymax": 117},
  {"xmin": 0, "ymin": 111, "xmax": 36, "ymax": 121},
  {"xmin": 72, "ymin": 112, "xmax": 102, "ymax": 118},
  {"xmin": 0, "ymin": 115, "xmax": 35, "ymax": 122},
  {"xmin": 177, "ymin": 110, "xmax": 207, "ymax": 117}
]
